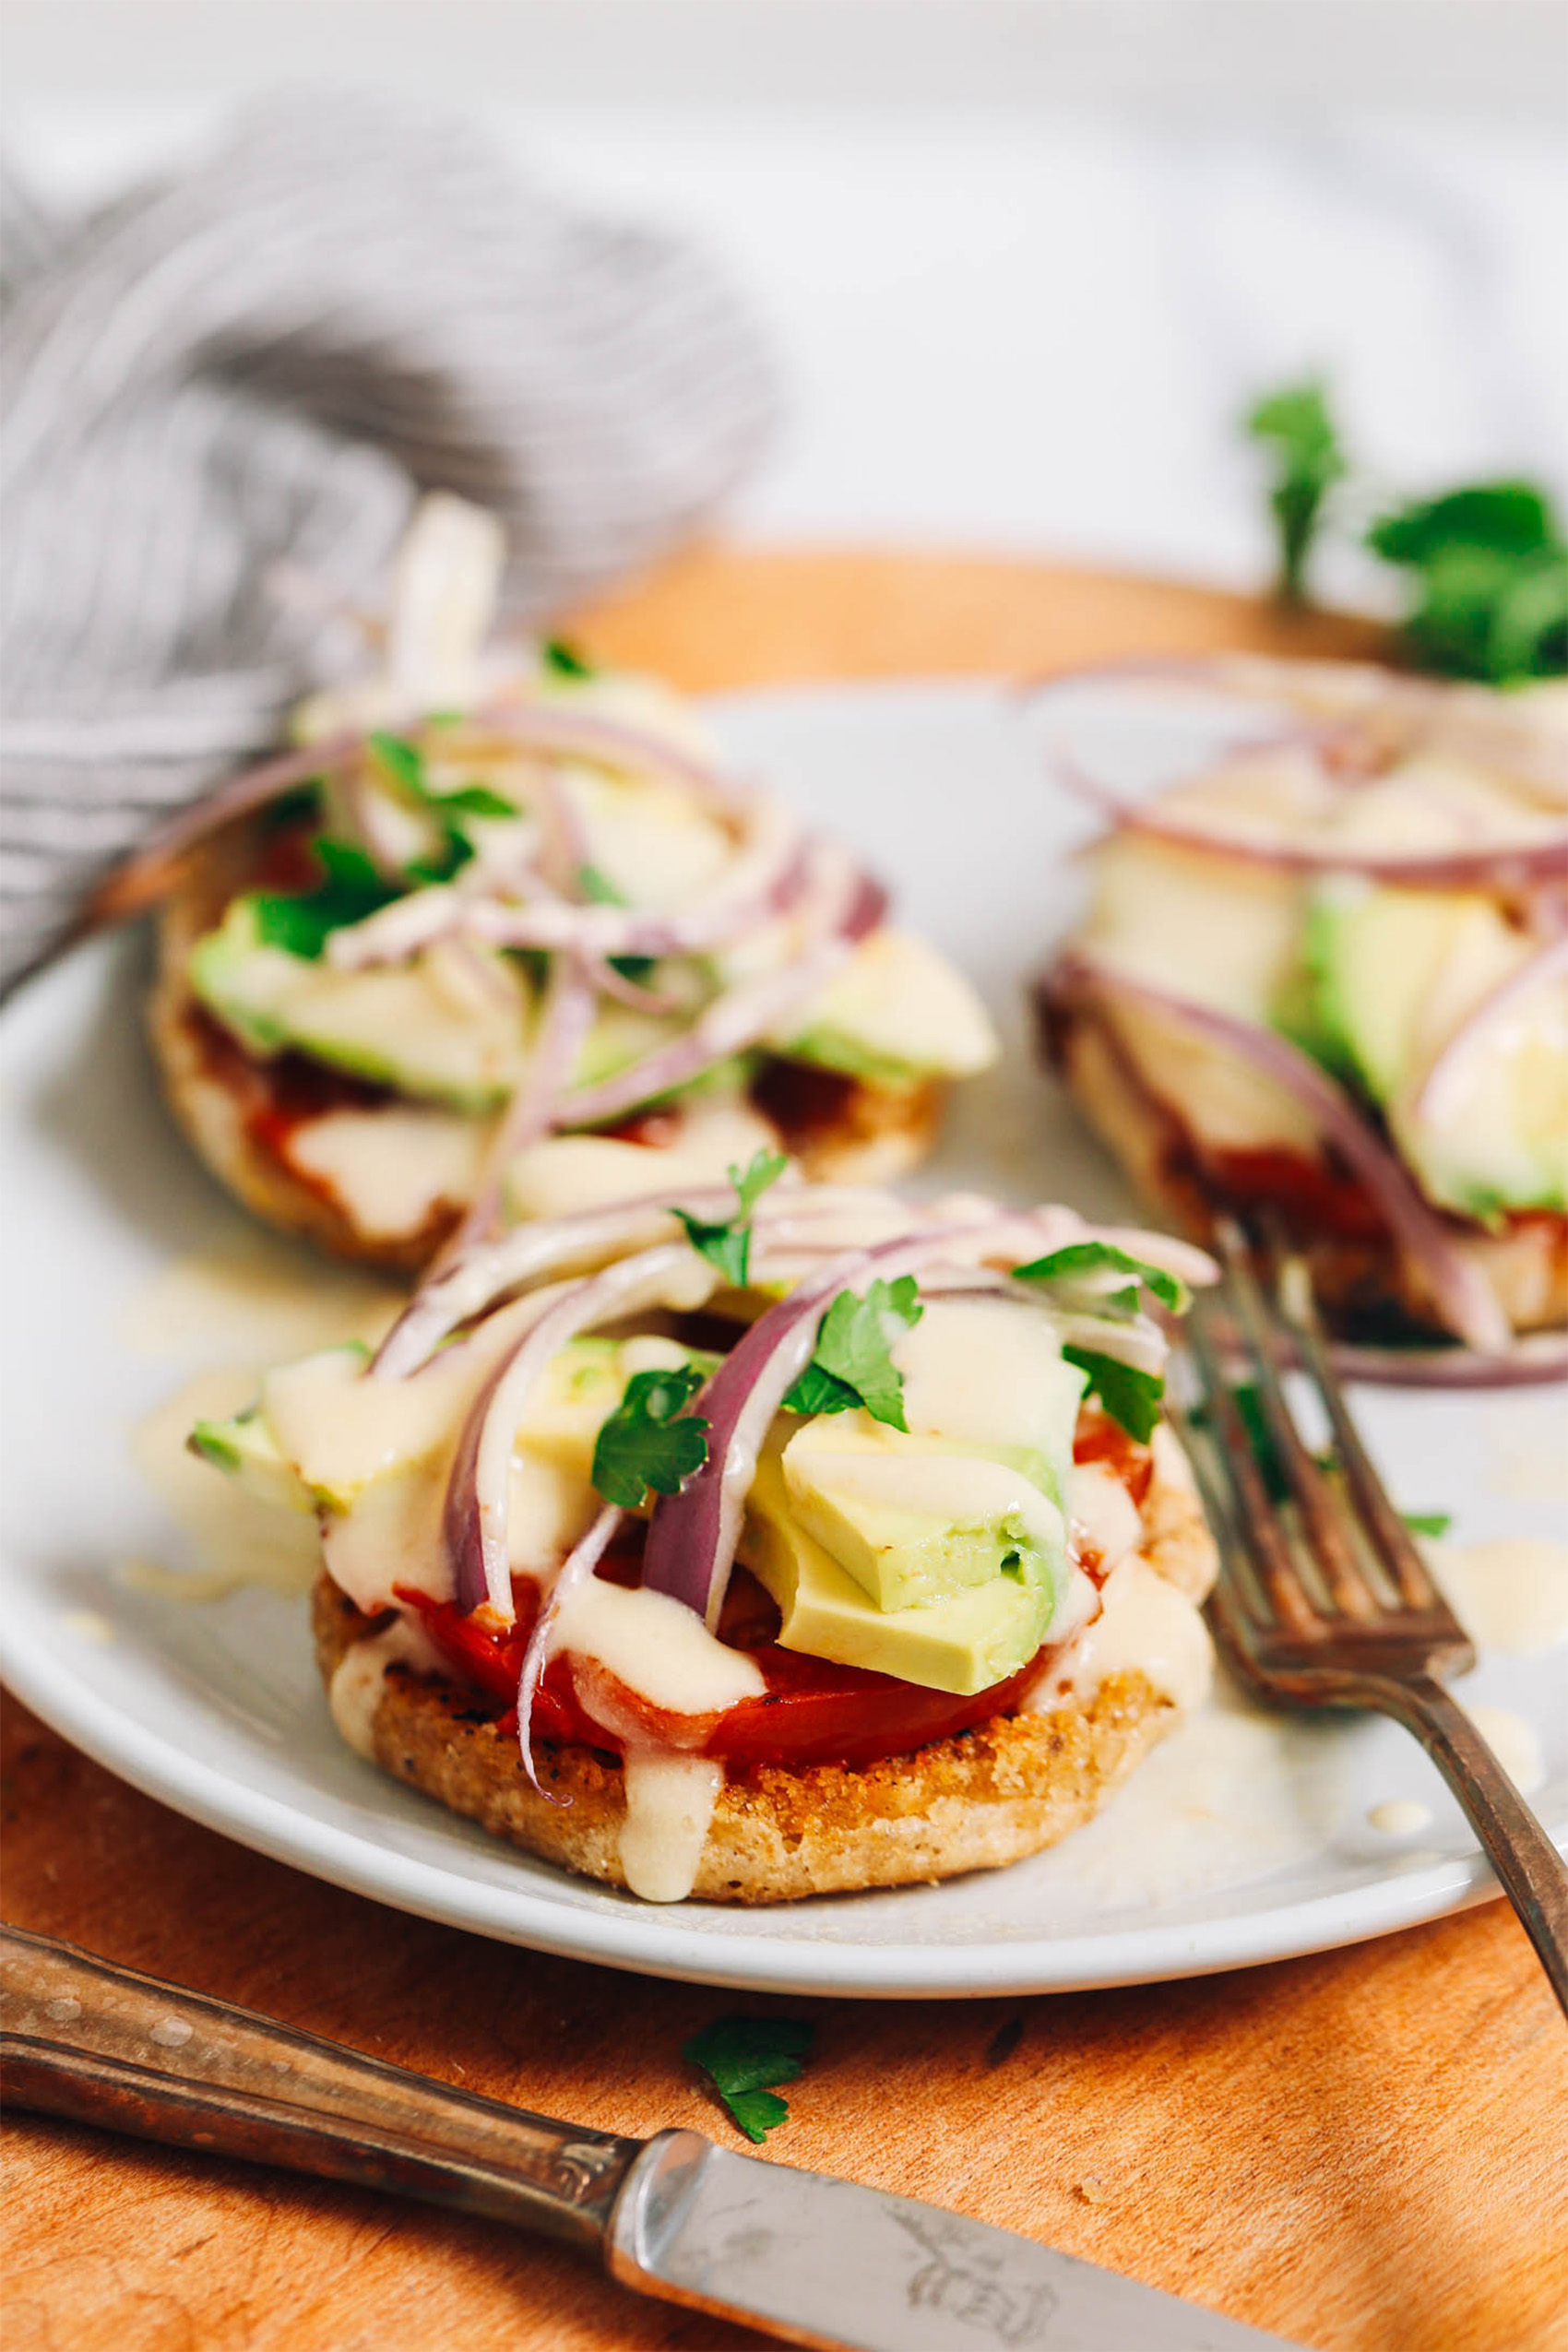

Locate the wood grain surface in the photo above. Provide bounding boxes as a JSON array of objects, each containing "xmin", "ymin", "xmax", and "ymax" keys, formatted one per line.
[{"xmin": 3, "ymin": 546, "xmax": 1563, "ymax": 2352}]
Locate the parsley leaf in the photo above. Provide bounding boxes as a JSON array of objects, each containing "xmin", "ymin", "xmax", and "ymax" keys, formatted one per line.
[
  {"xmin": 434, "ymin": 781, "xmax": 518, "ymax": 820},
  {"xmin": 1402, "ymin": 1510, "xmax": 1453, "ymax": 1538},
  {"xmin": 1063, "ymin": 1347, "xmax": 1163, "ymax": 1443},
  {"xmin": 674, "ymin": 1149, "xmax": 789, "ymax": 1289},
  {"xmin": 1245, "ymin": 379, "xmax": 1347, "ymax": 604},
  {"xmin": 366, "ymin": 730, "xmax": 428, "ymax": 794},
  {"xmin": 1365, "ymin": 486, "xmax": 1568, "ymax": 683},
  {"xmin": 590, "ymin": 1366, "xmax": 709, "ymax": 1510},
  {"xmin": 682, "ymin": 2015, "xmax": 815, "ymax": 2144},
  {"xmin": 1013, "ymin": 1240, "xmax": 1187, "ymax": 1313},
  {"xmin": 542, "ymin": 636, "xmax": 595, "ymax": 679},
  {"xmin": 783, "ymin": 1276, "xmax": 923, "ymax": 1431},
  {"xmin": 250, "ymin": 837, "xmax": 401, "ymax": 960}
]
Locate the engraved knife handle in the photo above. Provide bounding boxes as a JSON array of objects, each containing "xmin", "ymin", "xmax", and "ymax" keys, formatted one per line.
[{"xmin": 0, "ymin": 1923, "xmax": 643, "ymax": 2251}]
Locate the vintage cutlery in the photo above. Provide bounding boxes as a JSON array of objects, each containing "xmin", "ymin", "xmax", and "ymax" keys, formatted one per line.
[
  {"xmin": 1172, "ymin": 1216, "xmax": 1568, "ymax": 2020},
  {"xmin": 0, "ymin": 1921, "xmax": 1300, "ymax": 2351}
]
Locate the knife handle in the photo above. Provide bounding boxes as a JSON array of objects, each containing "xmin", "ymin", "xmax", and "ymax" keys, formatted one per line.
[{"xmin": 0, "ymin": 1923, "xmax": 643, "ymax": 2252}]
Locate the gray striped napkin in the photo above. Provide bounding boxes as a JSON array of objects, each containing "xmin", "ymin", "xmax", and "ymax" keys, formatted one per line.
[{"xmin": 0, "ymin": 89, "xmax": 778, "ymax": 991}]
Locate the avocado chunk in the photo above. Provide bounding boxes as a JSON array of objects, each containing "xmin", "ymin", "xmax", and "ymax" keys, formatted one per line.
[
  {"xmin": 1389, "ymin": 909, "xmax": 1568, "ymax": 1218},
  {"xmin": 1305, "ymin": 881, "xmax": 1566, "ymax": 1214},
  {"xmin": 779, "ymin": 1420, "xmax": 1067, "ymax": 1613},
  {"xmin": 186, "ymin": 1403, "xmax": 318, "ymax": 1514},
  {"xmin": 777, "ymin": 929, "xmax": 999, "ymax": 1084},
  {"xmin": 189, "ymin": 898, "xmax": 530, "ymax": 1110},
  {"xmin": 741, "ymin": 1450, "xmax": 1057, "ymax": 1695},
  {"xmin": 1302, "ymin": 880, "xmax": 1474, "ymax": 1101}
]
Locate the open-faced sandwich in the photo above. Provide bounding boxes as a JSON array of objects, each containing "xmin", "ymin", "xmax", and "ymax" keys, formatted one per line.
[
  {"xmin": 148, "ymin": 501, "xmax": 996, "ymax": 1268},
  {"xmin": 1036, "ymin": 658, "xmax": 1568, "ymax": 1364},
  {"xmin": 188, "ymin": 1163, "xmax": 1217, "ymax": 1902}
]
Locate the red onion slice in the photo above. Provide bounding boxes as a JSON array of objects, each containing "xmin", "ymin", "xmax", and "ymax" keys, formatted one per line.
[
  {"xmin": 515, "ymin": 1503, "xmax": 623, "ymax": 1794},
  {"xmin": 641, "ymin": 1219, "xmax": 1012, "ymax": 1630},
  {"xmin": 437, "ymin": 956, "xmax": 600, "ymax": 1265},
  {"xmin": 1054, "ymin": 750, "xmax": 1568, "ymax": 890},
  {"xmin": 1048, "ymin": 954, "xmax": 1514, "ymax": 1356},
  {"xmin": 558, "ymin": 848, "xmax": 874, "ymax": 1130},
  {"xmin": 327, "ymin": 800, "xmax": 812, "ymax": 971},
  {"xmin": 1412, "ymin": 931, "xmax": 1568, "ymax": 1126},
  {"xmin": 443, "ymin": 1240, "xmax": 716, "ymax": 1616}
]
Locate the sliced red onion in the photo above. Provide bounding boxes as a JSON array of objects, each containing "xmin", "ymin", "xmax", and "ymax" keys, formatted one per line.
[
  {"xmin": 558, "ymin": 848, "xmax": 869, "ymax": 1129},
  {"xmin": 472, "ymin": 699, "xmax": 745, "ymax": 812},
  {"xmin": 1054, "ymin": 750, "xmax": 1568, "ymax": 890},
  {"xmin": 327, "ymin": 799, "xmax": 811, "ymax": 971},
  {"xmin": 1412, "ymin": 931, "xmax": 1568, "ymax": 1126},
  {"xmin": 1049, "ymin": 954, "xmax": 1514, "ymax": 1355},
  {"xmin": 515, "ymin": 1503, "xmax": 623, "ymax": 1794},
  {"xmin": 642, "ymin": 1219, "xmax": 1012, "ymax": 1630},
  {"xmin": 443, "ymin": 1240, "xmax": 716, "ymax": 1616},
  {"xmin": 374, "ymin": 1184, "xmax": 769, "ymax": 1380},
  {"xmin": 438, "ymin": 956, "xmax": 600, "ymax": 1264}
]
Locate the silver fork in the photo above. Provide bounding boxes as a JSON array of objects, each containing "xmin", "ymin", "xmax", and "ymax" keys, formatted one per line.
[{"xmin": 1170, "ymin": 1217, "xmax": 1568, "ymax": 2020}]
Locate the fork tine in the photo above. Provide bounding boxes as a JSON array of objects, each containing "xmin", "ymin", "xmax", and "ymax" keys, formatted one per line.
[
  {"xmin": 1214, "ymin": 1218, "xmax": 1384, "ymax": 1621},
  {"xmin": 1183, "ymin": 1300, "xmax": 1321, "ymax": 1635},
  {"xmin": 1267, "ymin": 1228, "xmax": 1453, "ymax": 1615}
]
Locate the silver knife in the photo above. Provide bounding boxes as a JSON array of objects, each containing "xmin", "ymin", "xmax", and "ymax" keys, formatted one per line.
[{"xmin": 1, "ymin": 1925, "xmax": 1300, "ymax": 2351}]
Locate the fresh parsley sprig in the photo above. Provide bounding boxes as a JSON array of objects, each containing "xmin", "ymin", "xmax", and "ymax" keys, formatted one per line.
[
  {"xmin": 675, "ymin": 1148, "xmax": 789, "ymax": 1288},
  {"xmin": 682, "ymin": 2014, "xmax": 816, "ymax": 2144},
  {"xmin": 589, "ymin": 1366, "xmax": 710, "ymax": 1510},
  {"xmin": 783, "ymin": 1276, "xmax": 923, "ymax": 1431},
  {"xmin": 542, "ymin": 636, "xmax": 595, "ymax": 679},
  {"xmin": 251, "ymin": 838, "xmax": 401, "ymax": 959},
  {"xmin": 1013, "ymin": 1240, "xmax": 1188, "ymax": 1314},
  {"xmin": 1243, "ymin": 378, "xmax": 1567, "ymax": 683},
  {"xmin": 1245, "ymin": 380, "xmax": 1347, "ymax": 605},
  {"xmin": 1063, "ymin": 1348, "xmax": 1164, "ymax": 1444}
]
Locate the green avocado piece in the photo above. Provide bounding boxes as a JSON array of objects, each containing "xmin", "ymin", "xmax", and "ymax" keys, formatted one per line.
[
  {"xmin": 778, "ymin": 1420, "xmax": 1068, "ymax": 1613},
  {"xmin": 775, "ymin": 931, "xmax": 999, "ymax": 1085},
  {"xmin": 741, "ymin": 1449, "xmax": 1056, "ymax": 1695},
  {"xmin": 188, "ymin": 898, "xmax": 530, "ymax": 1111},
  {"xmin": 1301, "ymin": 881, "xmax": 1471, "ymax": 1101}
]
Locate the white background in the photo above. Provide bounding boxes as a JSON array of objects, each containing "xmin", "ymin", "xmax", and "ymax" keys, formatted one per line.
[{"xmin": 6, "ymin": 0, "xmax": 1566, "ymax": 600}]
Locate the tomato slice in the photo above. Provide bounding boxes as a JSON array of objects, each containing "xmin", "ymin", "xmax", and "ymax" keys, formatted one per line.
[{"xmin": 396, "ymin": 1416, "xmax": 1147, "ymax": 1773}]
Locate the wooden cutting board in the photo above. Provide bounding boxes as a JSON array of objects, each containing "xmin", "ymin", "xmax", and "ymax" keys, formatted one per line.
[{"xmin": 3, "ymin": 547, "xmax": 1563, "ymax": 2352}]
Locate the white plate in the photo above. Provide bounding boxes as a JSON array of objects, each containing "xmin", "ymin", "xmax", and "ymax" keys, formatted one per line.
[{"xmin": 3, "ymin": 680, "xmax": 1565, "ymax": 1999}]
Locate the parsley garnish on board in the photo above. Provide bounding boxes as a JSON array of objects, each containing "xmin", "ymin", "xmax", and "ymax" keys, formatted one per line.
[
  {"xmin": 590, "ymin": 1366, "xmax": 710, "ymax": 1510},
  {"xmin": 682, "ymin": 2015, "xmax": 816, "ymax": 2144},
  {"xmin": 542, "ymin": 636, "xmax": 595, "ymax": 679},
  {"xmin": 1243, "ymin": 378, "xmax": 1568, "ymax": 683},
  {"xmin": 1244, "ymin": 380, "xmax": 1348, "ymax": 605},
  {"xmin": 675, "ymin": 1148, "xmax": 789, "ymax": 1288},
  {"xmin": 783, "ymin": 1276, "xmax": 924, "ymax": 1431},
  {"xmin": 1013, "ymin": 1240, "xmax": 1188, "ymax": 1314}
]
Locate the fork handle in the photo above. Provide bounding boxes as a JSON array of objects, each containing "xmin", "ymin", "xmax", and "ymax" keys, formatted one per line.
[{"xmin": 1366, "ymin": 1675, "xmax": 1568, "ymax": 2020}]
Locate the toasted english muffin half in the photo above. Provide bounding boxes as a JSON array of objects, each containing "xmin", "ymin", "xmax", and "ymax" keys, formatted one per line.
[
  {"xmin": 1048, "ymin": 997, "xmax": 1568, "ymax": 1339},
  {"xmin": 309, "ymin": 1425, "xmax": 1217, "ymax": 1907}
]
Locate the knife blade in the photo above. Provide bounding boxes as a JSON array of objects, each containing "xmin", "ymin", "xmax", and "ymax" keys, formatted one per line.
[
  {"xmin": 611, "ymin": 2129, "xmax": 1301, "ymax": 2351},
  {"xmin": 2, "ymin": 1925, "xmax": 1301, "ymax": 2352}
]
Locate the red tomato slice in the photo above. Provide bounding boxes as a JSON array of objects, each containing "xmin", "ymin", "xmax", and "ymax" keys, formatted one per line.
[{"xmin": 396, "ymin": 1416, "xmax": 1147, "ymax": 1772}]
